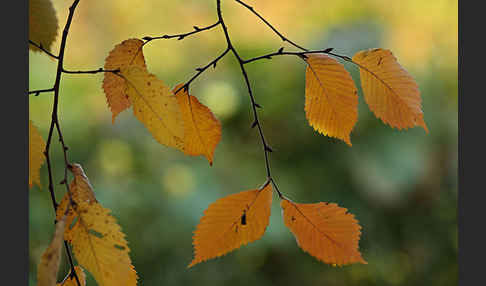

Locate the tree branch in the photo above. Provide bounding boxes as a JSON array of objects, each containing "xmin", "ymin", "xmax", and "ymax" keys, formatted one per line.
[{"xmin": 28, "ymin": 87, "xmax": 55, "ymax": 96}]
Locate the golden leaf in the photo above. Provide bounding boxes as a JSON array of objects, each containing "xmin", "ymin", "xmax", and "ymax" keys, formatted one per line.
[
  {"xmin": 352, "ymin": 48, "xmax": 428, "ymax": 133},
  {"xmin": 57, "ymin": 266, "xmax": 86, "ymax": 286},
  {"xmin": 280, "ymin": 198, "xmax": 367, "ymax": 266},
  {"xmin": 124, "ymin": 66, "xmax": 184, "ymax": 150},
  {"xmin": 37, "ymin": 215, "xmax": 66, "ymax": 286},
  {"xmin": 29, "ymin": 0, "xmax": 58, "ymax": 53},
  {"xmin": 305, "ymin": 54, "xmax": 358, "ymax": 145},
  {"xmin": 103, "ymin": 39, "xmax": 147, "ymax": 123},
  {"xmin": 56, "ymin": 164, "xmax": 137, "ymax": 286},
  {"xmin": 29, "ymin": 120, "xmax": 46, "ymax": 189},
  {"xmin": 173, "ymin": 84, "xmax": 222, "ymax": 165},
  {"xmin": 189, "ymin": 183, "xmax": 273, "ymax": 267}
]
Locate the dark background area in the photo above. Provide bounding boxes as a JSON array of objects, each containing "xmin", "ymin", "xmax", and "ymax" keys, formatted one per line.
[{"xmin": 29, "ymin": 0, "xmax": 457, "ymax": 285}]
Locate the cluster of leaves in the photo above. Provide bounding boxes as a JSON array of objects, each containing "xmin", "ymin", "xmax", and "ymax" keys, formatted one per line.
[{"xmin": 29, "ymin": 0, "xmax": 427, "ymax": 285}]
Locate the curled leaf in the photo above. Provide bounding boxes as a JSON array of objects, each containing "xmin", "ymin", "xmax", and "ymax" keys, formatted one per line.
[{"xmin": 37, "ymin": 215, "xmax": 66, "ymax": 286}]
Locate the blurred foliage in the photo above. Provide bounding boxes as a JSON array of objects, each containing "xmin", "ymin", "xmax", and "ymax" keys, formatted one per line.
[{"xmin": 29, "ymin": 0, "xmax": 457, "ymax": 285}]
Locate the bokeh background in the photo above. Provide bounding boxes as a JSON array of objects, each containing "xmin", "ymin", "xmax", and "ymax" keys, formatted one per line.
[{"xmin": 29, "ymin": 0, "xmax": 458, "ymax": 285}]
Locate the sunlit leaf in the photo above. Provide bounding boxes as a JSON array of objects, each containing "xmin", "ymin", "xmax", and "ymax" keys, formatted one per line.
[
  {"xmin": 29, "ymin": 120, "xmax": 46, "ymax": 189},
  {"xmin": 281, "ymin": 198, "xmax": 367, "ymax": 266},
  {"xmin": 56, "ymin": 164, "xmax": 137, "ymax": 286},
  {"xmin": 124, "ymin": 66, "xmax": 184, "ymax": 150},
  {"xmin": 352, "ymin": 48, "xmax": 428, "ymax": 132},
  {"xmin": 29, "ymin": 0, "xmax": 58, "ymax": 53},
  {"xmin": 189, "ymin": 183, "xmax": 273, "ymax": 267},
  {"xmin": 37, "ymin": 215, "xmax": 66, "ymax": 286},
  {"xmin": 173, "ymin": 84, "xmax": 222, "ymax": 165},
  {"xmin": 305, "ymin": 54, "xmax": 358, "ymax": 145},
  {"xmin": 103, "ymin": 38, "xmax": 147, "ymax": 123}
]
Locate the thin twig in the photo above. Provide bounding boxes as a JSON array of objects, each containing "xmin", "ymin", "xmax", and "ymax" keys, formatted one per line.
[
  {"xmin": 62, "ymin": 67, "xmax": 120, "ymax": 74},
  {"xmin": 173, "ymin": 48, "xmax": 230, "ymax": 95},
  {"xmin": 142, "ymin": 21, "xmax": 221, "ymax": 46},
  {"xmin": 234, "ymin": 0, "xmax": 308, "ymax": 52},
  {"xmin": 28, "ymin": 87, "xmax": 55, "ymax": 96},
  {"xmin": 29, "ymin": 40, "xmax": 59, "ymax": 59}
]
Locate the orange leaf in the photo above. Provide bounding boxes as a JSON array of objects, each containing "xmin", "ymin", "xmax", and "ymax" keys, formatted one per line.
[
  {"xmin": 173, "ymin": 84, "xmax": 222, "ymax": 165},
  {"xmin": 352, "ymin": 48, "xmax": 428, "ymax": 133},
  {"xmin": 103, "ymin": 38, "xmax": 147, "ymax": 123},
  {"xmin": 189, "ymin": 183, "xmax": 273, "ymax": 267},
  {"xmin": 280, "ymin": 198, "xmax": 367, "ymax": 266},
  {"xmin": 305, "ymin": 54, "xmax": 358, "ymax": 146}
]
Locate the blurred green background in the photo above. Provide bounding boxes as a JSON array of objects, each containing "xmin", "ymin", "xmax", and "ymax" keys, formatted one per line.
[{"xmin": 29, "ymin": 0, "xmax": 457, "ymax": 285}]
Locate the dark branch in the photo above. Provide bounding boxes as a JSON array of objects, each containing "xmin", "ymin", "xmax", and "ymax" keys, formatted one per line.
[
  {"xmin": 29, "ymin": 40, "xmax": 59, "ymax": 59},
  {"xmin": 234, "ymin": 0, "xmax": 308, "ymax": 52}
]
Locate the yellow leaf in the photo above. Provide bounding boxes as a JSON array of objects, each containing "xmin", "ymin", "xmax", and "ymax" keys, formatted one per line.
[
  {"xmin": 189, "ymin": 183, "xmax": 273, "ymax": 267},
  {"xmin": 56, "ymin": 164, "xmax": 137, "ymax": 286},
  {"xmin": 30, "ymin": 120, "xmax": 46, "ymax": 189},
  {"xmin": 29, "ymin": 0, "xmax": 58, "ymax": 53},
  {"xmin": 37, "ymin": 215, "xmax": 66, "ymax": 286},
  {"xmin": 352, "ymin": 48, "xmax": 428, "ymax": 133},
  {"xmin": 305, "ymin": 54, "xmax": 358, "ymax": 146},
  {"xmin": 103, "ymin": 39, "xmax": 147, "ymax": 123},
  {"xmin": 173, "ymin": 84, "xmax": 222, "ymax": 165},
  {"xmin": 124, "ymin": 66, "xmax": 184, "ymax": 150},
  {"xmin": 57, "ymin": 266, "xmax": 86, "ymax": 286},
  {"xmin": 280, "ymin": 198, "xmax": 367, "ymax": 266}
]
